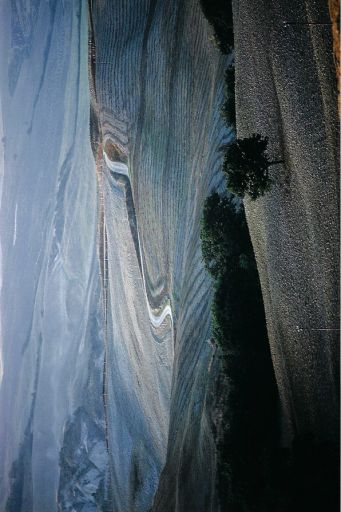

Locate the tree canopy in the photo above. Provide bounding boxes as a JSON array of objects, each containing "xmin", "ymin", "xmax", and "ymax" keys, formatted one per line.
[
  {"xmin": 200, "ymin": 192, "xmax": 250, "ymax": 279},
  {"xmin": 223, "ymin": 134, "xmax": 283, "ymax": 200}
]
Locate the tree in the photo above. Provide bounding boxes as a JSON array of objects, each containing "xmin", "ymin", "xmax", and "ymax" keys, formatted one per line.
[
  {"xmin": 222, "ymin": 134, "xmax": 284, "ymax": 200},
  {"xmin": 200, "ymin": 192, "xmax": 249, "ymax": 279}
]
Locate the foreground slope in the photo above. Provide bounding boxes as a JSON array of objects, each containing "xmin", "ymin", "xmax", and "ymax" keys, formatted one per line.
[{"xmin": 233, "ymin": 0, "xmax": 339, "ymax": 444}]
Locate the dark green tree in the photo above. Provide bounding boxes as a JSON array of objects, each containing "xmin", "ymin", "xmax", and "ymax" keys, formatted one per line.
[
  {"xmin": 200, "ymin": 192, "xmax": 251, "ymax": 280},
  {"xmin": 223, "ymin": 134, "xmax": 284, "ymax": 200}
]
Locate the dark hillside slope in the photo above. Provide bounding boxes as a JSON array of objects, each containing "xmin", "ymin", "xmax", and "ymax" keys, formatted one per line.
[{"xmin": 233, "ymin": 0, "xmax": 339, "ymax": 445}]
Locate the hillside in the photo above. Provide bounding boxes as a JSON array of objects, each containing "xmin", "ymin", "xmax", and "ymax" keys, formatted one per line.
[
  {"xmin": 88, "ymin": 1, "xmax": 228, "ymax": 510},
  {"xmin": 233, "ymin": 0, "xmax": 339, "ymax": 445}
]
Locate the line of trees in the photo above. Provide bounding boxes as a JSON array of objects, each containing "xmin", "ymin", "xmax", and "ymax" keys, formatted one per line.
[{"xmin": 201, "ymin": 193, "xmax": 280, "ymax": 511}]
